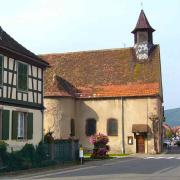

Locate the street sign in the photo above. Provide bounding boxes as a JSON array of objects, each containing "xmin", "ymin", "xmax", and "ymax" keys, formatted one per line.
[
  {"xmin": 79, "ymin": 147, "xmax": 84, "ymax": 158},
  {"xmin": 79, "ymin": 147, "xmax": 84, "ymax": 165}
]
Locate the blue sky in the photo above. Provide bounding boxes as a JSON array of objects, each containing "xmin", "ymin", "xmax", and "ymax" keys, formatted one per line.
[{"xmin": 0, "ymin": 0, "xmax": 179, "ymax": 110}]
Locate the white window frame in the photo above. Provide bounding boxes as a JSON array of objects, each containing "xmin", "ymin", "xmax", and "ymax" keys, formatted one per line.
[{"xmin": 18, "ymin": 112, "xmax": 25, "ymax": 139}]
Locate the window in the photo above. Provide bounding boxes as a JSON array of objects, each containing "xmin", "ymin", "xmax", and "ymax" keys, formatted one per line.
[
  {"xmin": 107, "ymin": 118, "xmax": 118, "ymax": 136},
  {"xmin": 12, "ymin": 111, "xmax": 33, "ymax": 140},
  {"xmin": 18, "ymin": 112, "xmax": 25, "ymax": 139},
  {"xmin": 0, "ymin": 109, "xmax": 10, "ymax": 140},
  {"xmin": 70, "ymin": 119, "xmax": 75, "ymax": 136},
  {"xmin": 86, "ymin": 119, "xmax": 96, "ymax": 136},
  {"xmin": 17, "ymin": 62, "xmax": 28, "ymax": 91},
  {"xmin": 0, "ymin": 55, "xmax": 3, "ymax": 85}
]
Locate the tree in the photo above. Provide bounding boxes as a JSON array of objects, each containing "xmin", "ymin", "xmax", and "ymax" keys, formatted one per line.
[
  {"xmin": 165, "ymin": 129, "xmax": 173, "ymax": 139},
  {"xmin": 44, "ymin": 102, "xmax": 63, "ymax": 139}
]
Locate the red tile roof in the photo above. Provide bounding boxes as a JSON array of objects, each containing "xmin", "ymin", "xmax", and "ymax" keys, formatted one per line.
[{"xmin": 40, "ymin": 45, "xmax": 161, "ymax": 99}]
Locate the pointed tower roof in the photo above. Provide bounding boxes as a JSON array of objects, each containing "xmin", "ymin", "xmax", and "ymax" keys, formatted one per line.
[{"xmin": 132, "ymin": 10, "xmax": 155, "ymax": 33}]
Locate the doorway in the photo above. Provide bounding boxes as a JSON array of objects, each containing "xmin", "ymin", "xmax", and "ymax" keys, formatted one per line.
[{"xmin": 136, "ymin": 135, "xmax": 145, "ymax": 153}]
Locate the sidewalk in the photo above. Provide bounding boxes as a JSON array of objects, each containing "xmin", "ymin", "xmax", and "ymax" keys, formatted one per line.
[{"xmin": 0, "ymin": 156, "xmax": 133, "ymax": 179}]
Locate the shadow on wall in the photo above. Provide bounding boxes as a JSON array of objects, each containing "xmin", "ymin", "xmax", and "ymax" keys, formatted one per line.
[
  {"xmin": 55, "ymin": 75, "xmax": 80, "ymax": 95},
  {"xmin": 76, "ymin": 100, "xmax": 99, "ymax": 152}
]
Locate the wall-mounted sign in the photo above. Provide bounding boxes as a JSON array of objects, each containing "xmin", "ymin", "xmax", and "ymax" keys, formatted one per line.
[{"xmin": 128, "ymin": 136, "xmax": 133, "ymax": 145}]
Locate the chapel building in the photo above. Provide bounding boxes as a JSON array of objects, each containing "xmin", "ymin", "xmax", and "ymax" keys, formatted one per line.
[{"xmin": 41, "ymin": 10, "xmax": 164, "ymax": 154}]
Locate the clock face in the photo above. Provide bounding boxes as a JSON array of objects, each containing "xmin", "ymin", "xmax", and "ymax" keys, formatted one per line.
[{"xmin": 134, "ymin": 42, "xmax": 149, "ymax": 60}]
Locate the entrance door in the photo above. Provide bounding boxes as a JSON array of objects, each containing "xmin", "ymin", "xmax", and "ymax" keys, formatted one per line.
[{"xmin": 136, "ymin": 135, "xmax": 145, "ymax": 153}]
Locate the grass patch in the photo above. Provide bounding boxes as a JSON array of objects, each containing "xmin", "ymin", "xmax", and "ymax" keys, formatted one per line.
[
  {"xmin": 84, "ymin": 153, "xmax": 91, "ymax": 158},
  {"xmin": 83, "ymin": 153, "xmax": 130, "ymax": 160},
  {"xmin": 108, "ymin": 154, "xmax": 130, "ymax": 157}
]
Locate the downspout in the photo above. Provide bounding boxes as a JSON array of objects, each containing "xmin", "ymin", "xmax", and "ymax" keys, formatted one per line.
[
  {"xmin": 146, "ymin": 98, "xmax": 149, "ymax": 154},
  {"xmin": 121, "ymin": 97, "xmax": 125, "ymax": 154},
  {"xmin": 41, "ymin": 109, "xmax": 44, "ymax": 143}
]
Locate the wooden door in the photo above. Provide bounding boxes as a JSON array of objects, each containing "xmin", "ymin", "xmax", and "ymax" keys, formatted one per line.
[{"xmin": 136, "ymin": 135, "xmax": 145, "ymax": 153}]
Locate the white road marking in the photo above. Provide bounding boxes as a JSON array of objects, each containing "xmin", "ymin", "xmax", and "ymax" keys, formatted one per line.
[
  {"xmin": 144, "ymin": 156, "xmax": 179, "ymax": 160},
  {"xmin": 155, "ymin": 157, "xmax": 164, "ymax": 159},
  {"xmin": 19, "ymin": 166, "xmax": 97, "ymax": 179},
  {"xmin": 144, "ymin": 157, "xmax": 154, "ymax": 159},
  {"xmin": 166, "ymin": 157, "xmax": 175, "ymax": 159}
]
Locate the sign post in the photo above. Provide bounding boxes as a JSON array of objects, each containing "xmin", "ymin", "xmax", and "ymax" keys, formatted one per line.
[{"xmin": 79, "ymin": 146, "xmax": 84, "ymax": 165}]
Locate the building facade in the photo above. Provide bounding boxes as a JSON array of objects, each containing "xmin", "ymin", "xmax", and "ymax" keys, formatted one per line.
[
  {"xmin": 0, "ymin": 27, "xmax": 49, "ymax": 150},
  {"xmin": 42, "ymin": 10, "xmax": 164, "ymax": 154}
]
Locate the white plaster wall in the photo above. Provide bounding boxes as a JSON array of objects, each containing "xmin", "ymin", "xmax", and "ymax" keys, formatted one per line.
[
  {"xmin": 75, "ymin": 99, "xmax": 123, "ymax": 153},
  {"xmin": 38, "ymin": 68, "xmax": 42, "ymax": 79},
  {"xmin": 44, "ymin": 97, "xmax": 163, "ymax": 154},
  {"xmin": 32, "ymin": 66, "xmax": 37, "ymax": 77},
  {"xmin": 9, "ymin": 58, "xmax": 14, "ymax": 70},
  {"xmin": 3, "ymin": 56, "xmax": 8, "ymax": 68},
  {"xmin": 44, "ymin": 98, "xmax": 75, "ymax": 139}
]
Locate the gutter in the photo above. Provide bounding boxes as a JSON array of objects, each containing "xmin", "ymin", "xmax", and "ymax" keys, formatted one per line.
[{"xmin": 0, "ymin": 45, "xmax": 50, "ymax": 67}]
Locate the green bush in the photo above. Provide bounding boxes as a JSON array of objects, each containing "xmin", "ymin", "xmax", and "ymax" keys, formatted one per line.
[
  {"xmin": 35, "ymin": 142, "xmax": 47, "ymax": 165},
  {"xmin": 176, "ymin": 141, "xmax": 180, "ymax": 146},
  {"xmin": 5, "ymin": 144, "xmax": 36, "ymax": 171},
  {"xmin": 44, "ymin": 131, "xmax": 54, "ymax": 143},
  {"xmin": 21, "ymin": 143, "xmax": 36, "ymax": 162},
  {"xmin": 0, "ymin": 141, "xmax": 8, "ymax": 164},
  {"xmin": 6, "ymin": 151, "xmax": 25, "ymax": 170}
]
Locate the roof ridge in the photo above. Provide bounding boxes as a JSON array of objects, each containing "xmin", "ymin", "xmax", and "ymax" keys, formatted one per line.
[{"xmin": 39, "ymin": 47, "xmax": 133, "ymax": 56}]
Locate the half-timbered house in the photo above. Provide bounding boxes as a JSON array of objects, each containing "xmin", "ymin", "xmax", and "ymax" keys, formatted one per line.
[{"xmin": 0, "ymin": 27, "xmax": 49, "ymax": 150}]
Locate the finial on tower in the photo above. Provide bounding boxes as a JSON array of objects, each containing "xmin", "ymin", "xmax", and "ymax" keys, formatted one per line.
[{"xmin": 140, "ymin": 1, "xmax": 143, "ymax": 9}]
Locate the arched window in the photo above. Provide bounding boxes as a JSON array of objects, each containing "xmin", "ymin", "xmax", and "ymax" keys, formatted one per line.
[
  {"xmin": 86, "ymin": 119, "xmax": 96, "ymax": 136},
  {"xmin": 107, "ymin": 118, "xmax": 118, "ymax": 136},
  {"xmin": 70, "ymin": 119, "xmax": 75, "ymax": 136}
]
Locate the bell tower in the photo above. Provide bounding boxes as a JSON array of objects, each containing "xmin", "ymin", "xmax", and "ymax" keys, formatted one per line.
[{"xmin": 132, "ymin": 10, "xmax": 155, "ymax": 60}]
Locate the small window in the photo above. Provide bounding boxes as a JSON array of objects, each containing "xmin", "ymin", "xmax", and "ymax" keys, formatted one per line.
[
  {"xmin": 18, "ymin": 112, "xmax": 25, "ymax": 139},
  {"xmin": 17, "ymin": 62, "xmax": 28, "ymax": 91},
  {"xmin": 70, "ymin": 119, "xmax": 75, "ymax": 136},
  {"xmin": 86, "ymin": 119, "xmax": 96, "ymax": 136},
  {"xmin": 0, "ymin": 55, "xmax": 3, "ymax": 85},
  {"xmin": 107, "ymin": 118, "xmax": 118, "ymax": 136},
  {"xmin": 12, "ymin": 111, "xmax": 33, "ymax": 140}
]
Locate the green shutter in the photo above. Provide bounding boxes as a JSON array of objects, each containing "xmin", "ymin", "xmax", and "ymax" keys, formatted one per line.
[
  {"xmin": 27, "ymin": 113, "xmax": 33, "ymax": 139},
  {"xmin": 18, "ymin": 62, "xmax": 28, "ymax": 91},
  {"xmin": 0, "ymin": 56, "xmax": 3, "ymax": 85},
  {"xmin": 2, "ymin": 110, "xmax": 10, "ymax": 140},
  {"xmin": 12, "ymin": 111, "xmax": 18, "ymax": 140}
]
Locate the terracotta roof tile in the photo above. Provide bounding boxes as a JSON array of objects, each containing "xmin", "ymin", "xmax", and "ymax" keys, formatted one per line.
[{"xmin": 40, "ymin": 46, "xmax": 161, "ymax": 98}]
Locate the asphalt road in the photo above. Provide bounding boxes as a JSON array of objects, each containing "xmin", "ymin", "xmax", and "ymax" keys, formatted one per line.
[{"xmin": 3, "ymin": 154, "xmax": 180, "ymax": 180}]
